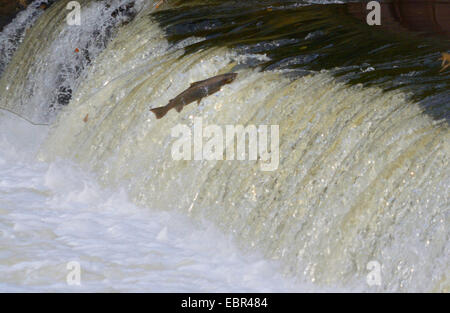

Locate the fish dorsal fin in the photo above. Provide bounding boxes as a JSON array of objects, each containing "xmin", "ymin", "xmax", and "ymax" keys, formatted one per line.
[
  {"xmin": 190, "ymin": 81, "xmax": 203, "ymax": 88},
  {"xmin": 190, "ymin": 77, "xmax": 211, "ymax": 87}
]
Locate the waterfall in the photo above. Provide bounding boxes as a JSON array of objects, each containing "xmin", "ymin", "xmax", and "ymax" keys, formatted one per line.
[
  {"xmin": 1, "ymin": 0, "xmax": 448, "ymax": 292},
  {"xmin": 0, "ymin": 0, "xmax": 147, "ymax": 123}
]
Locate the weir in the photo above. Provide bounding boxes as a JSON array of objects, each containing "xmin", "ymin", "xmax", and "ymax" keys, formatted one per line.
[{"xmin": 0, "ymin": 0, "xmax": 448, "ymax": 292}]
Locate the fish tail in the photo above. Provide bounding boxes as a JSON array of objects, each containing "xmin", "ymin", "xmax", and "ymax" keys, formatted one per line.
[{"xmin": 150, "ymin": 106, "xmax": 169, "ymax": 119}]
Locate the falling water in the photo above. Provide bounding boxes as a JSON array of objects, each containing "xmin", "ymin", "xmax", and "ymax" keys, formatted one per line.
[{"xmin": 0, "ymin": 0, "xmax": 448, "ymax": 292}]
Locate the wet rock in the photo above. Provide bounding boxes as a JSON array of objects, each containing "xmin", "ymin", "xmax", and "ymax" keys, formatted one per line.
[
  {"xmin": 0, "ymin": 0, "xmax": 55, "ymax": 32},
  {"xmin": 346, "ymin": 0, "xmax": 450, "ymax": 38},
  {"xmin": 110, "ymin": 1, "xmax": 135, "ymax": 19},
  {"xmin": 0, "ymin": 1, "xmax": 29, "ymax": 31}
]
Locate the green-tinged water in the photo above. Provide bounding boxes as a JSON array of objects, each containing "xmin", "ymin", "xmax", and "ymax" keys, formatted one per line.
[{"xmin": 154, "ymin": 0, "xmax": 450, "ymax": 121}]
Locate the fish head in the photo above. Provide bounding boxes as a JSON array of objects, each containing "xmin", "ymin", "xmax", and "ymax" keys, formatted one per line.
[{"xmin": 223, "ymin": 73, "xmax": 238, "ymax": 84}]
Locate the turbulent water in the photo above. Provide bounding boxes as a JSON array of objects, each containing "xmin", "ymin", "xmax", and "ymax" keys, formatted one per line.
[
  {"xmin": 0, "ymin": 0, "xmax": 448, "ymax": 292},
  {"xmin": 1, "ymin": 110, "xmax": 315, "ymax": 292}
]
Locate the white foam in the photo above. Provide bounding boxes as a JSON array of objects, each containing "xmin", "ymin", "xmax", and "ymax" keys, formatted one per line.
[{"xmin": 0, "ymin": 117, "xmax": 322, "ymax": 292}]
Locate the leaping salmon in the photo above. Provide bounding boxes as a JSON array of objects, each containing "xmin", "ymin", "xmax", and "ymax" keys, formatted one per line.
[{"xmin": 150, "ymin": 73, "xmax": 237, "ymax": 119}]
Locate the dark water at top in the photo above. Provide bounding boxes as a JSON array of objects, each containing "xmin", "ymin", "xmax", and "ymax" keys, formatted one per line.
[{"xmin": 152, "ymin": 0, "xmax": 450, "ymax": 122}]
